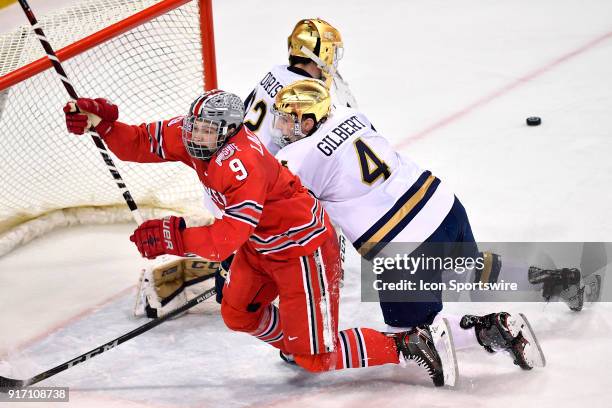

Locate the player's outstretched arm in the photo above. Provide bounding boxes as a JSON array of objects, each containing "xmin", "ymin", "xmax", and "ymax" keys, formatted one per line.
[
  {"xmin": 63, "ymin": 98, "xmax": 117, "ymax": 136},
  {"xmin": 128, "ymin": 154, "xmax": 268, "ymax": 261},
  {"xmin": 129, "ymin": 208, "xmax": 258, "ymax": 261},
  {"xmin": 128, "ymin": 213, "xmax": 254, "ymax": 261},
  {"xmin": 63, "ymin": 98, "xmax": 189, "ymax": 164}
]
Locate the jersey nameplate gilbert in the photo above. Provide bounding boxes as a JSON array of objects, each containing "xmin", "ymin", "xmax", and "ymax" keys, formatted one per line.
[{"xmin": 317, "ymin": 115, "xmax": 367, "ymax": 156}]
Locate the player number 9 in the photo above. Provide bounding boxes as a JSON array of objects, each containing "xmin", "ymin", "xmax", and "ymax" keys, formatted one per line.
[{"xmin": 229, "ymin": 158, "xmax": 248, "ymax": 181}]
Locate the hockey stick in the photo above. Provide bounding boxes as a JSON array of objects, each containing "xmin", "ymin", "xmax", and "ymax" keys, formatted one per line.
[
  {"xmin": 0, "ymin": 286, "xmax": 216, "ymax": 391},
  {"xmin": 17, "ymin": 0, "xmax": 144, "ymax": 225}
]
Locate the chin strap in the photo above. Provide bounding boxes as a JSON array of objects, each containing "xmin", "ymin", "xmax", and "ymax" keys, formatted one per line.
[
  {"xmin": 300, "ymin": 46, "xmax": 336, "ymax": 77},
  {"xmin": 292, "ymin": 119, "xmax": 307, "ymax": 140}
]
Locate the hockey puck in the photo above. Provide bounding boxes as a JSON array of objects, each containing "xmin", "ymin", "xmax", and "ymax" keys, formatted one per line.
[{"xmin": 526, "ymin": 116, "xmax": 541, "ymax": 126}]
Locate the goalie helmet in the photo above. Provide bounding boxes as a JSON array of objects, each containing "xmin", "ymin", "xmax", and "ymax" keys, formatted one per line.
[
  {"xmin": 182, "ymin": 90, "xmax": 244, "ymax": 160},
  {"xmin": 271, "ymin": 79, "xmax": 332, "ymax": 147},
  {"xmin": 288, "ymin": 18, "xmax": 343, "ymax": 85}
]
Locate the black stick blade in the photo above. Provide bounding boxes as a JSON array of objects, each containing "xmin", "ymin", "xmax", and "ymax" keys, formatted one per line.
[{"xmin": 0, "ymin": 376, "xmax": 26, "ymax": 391}]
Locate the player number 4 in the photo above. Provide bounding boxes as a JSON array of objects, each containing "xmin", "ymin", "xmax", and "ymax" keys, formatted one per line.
[
  {"xmin": 354, "ymin": 138, "xmax": 391, "ymax": 185},
  {"xmin": 229, "ymin": 158, "xmax": 248, "ymax": 181}
]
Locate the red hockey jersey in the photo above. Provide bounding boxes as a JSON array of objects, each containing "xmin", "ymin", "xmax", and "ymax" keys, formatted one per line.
[{"xmin": 103, "ymin": 118, "xmax": 331, "ymax": 261}]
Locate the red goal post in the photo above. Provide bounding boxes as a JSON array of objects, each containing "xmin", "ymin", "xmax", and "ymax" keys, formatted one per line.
[
  {"xmin": 0, "ymin": 0, "xmax": 218, "ymax": 255},
  {"xmin": 0, "ymin": 0, "xmax": 217, "ymax": 91}
]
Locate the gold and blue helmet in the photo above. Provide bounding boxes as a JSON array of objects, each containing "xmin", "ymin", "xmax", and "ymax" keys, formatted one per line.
[{"xmin": 271, "ymin": 79, "xmax": 332, "ymax": 146}]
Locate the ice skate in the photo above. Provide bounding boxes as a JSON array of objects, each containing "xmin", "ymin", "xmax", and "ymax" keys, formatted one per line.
[
  {"xmin": 279, "ymin": 351, "xmax": 296, "ymax": 366},
  {"xmin": 460, "ymin": 312, "xmax": 545, "ymax": 370},
  {"xmin": 528, "ymin": 266, "xmax": 601, "ymax": 311},
  {"xmin": 391, "ymin": 318, "xmax": 457, "ymax": 387}
]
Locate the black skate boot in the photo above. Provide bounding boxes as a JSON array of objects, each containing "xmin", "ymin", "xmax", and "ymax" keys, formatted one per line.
[
  {"xmin": 528, "ymin": 266, "xmax": 584, "ymax": 311},
  {"xmin": 392, "ymin": 325, "xmax": 447, "ymax": 387},
  {"xmin": 279, "ymin": 350, "xmax": 296, "ymax": 366},
  {"xmin": 460, "ymin": 312, "xmax": 545, "ymax": 370}
]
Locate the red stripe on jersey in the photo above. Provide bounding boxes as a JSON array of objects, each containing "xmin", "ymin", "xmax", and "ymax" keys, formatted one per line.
[{"xmin": 250, "ymin": 199, "xmax": 327, "ymax": 255}]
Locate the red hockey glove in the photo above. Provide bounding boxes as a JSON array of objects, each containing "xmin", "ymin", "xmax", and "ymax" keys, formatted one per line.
[
  {"xmin": 63, "ymin": 102, "xmax": 89, "ymax": 135},
  {"xmin": 130, "ymin": 216, "xmax": 186, "ymax": 259},
  {"xmin": 63, "ymin": 98, "xmax": 118, "ymax": 137}
]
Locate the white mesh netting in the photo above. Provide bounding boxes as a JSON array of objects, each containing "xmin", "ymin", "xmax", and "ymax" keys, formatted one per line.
[{"xmin": 0, "ymin": 0, "xmax": 213, "ymax": 255}]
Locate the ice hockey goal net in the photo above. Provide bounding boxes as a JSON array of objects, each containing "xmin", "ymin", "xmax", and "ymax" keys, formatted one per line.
[{"xmin": 0, "ymin": 0, "xmax": 217, "ymax": 255}]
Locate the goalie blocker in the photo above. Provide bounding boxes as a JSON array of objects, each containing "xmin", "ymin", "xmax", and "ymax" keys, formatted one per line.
[{"xmin": 134, "ymin": 255, "xmax": 219, "ymax": 318}]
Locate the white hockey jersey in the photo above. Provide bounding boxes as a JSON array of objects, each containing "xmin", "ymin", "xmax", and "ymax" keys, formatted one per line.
[
  {"xmin": 243, "ymin": 64, "xmax": 354, "ymax": 155},
  {"xmin": 243, "ymin": 65, "xmax": 312, "ymax": 155},
  {"xmin": 275, "ymin": 106, "xmax": 455, "ymax": 259}
]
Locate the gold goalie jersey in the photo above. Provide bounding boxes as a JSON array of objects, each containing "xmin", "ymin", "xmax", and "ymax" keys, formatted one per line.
[{"xmin": 275, "ymin": 106, "xmax": 455, "ymax": 260}]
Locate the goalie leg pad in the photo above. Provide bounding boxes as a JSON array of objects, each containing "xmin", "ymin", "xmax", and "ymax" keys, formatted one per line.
[
  {"xmin": 183, "ymin": 258, "xmax": 219, "ymax": 313},
  {"xmin": 134, "ymin": 255, "xmax": 218, "ymax": 318}
]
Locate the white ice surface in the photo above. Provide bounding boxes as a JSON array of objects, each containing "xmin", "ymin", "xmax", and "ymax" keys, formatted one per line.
[{"xmin": 1, "ymin": 0, "xmax": 612, "ymax": 407}]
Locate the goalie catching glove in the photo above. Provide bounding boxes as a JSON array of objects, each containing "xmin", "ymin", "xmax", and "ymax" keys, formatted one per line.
[
  {"xmin": 63, "ymin": 97, "xmax": 118, "ymax": 137},
  {"xmin": 134, "ymin": 255, "xmax": 220, "ymax": 318},
  {"xmin": 130, "ymin": 216, "xmax": 186, "ymax": 259}
]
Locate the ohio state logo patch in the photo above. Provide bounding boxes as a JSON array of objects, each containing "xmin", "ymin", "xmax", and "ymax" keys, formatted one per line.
[
  {"xmin": 167, "ymin": 116, "xmax": 184, "ymax": 127},
  {"xmin": 215, "ymin": 143, "xmax": 240, "ymax": 166}
]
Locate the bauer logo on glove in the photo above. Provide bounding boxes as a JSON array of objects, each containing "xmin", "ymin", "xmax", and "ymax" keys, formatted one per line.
[{"xmin": 130, "ymin": 216, "xmax": 186, "ymax": 259}]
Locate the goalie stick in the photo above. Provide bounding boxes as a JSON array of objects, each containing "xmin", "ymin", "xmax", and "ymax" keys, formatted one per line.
[
  {"xmin": 0, "ymin": 286, "xmax": 216, "ymax": 391},
  {"xmin": 17, "ymin": 0, "xmax": 144, "ymax": 225}
]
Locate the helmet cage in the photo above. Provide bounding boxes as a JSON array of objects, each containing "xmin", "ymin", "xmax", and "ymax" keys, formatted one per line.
[
  {"xmin": 181, "ymin": 90, "xmax": 244, "ymax": 161},
  {"xmin": 182, "ymin": 116, "xmax": 229, "ymax": 160},
  {"xmin": 333, "ymin": 45, "xmax": 344, "ymax": 67},
  {"xmin": 270, "ymin": 105, "xmax": 307, "ymax": 147}
]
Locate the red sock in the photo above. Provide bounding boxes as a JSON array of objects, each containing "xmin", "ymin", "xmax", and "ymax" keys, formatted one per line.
[
  {"xmin": 249, "ymin": 304, "xmax": 284, "ymax": 350},
  {"xmin": 294, "ymin": 328, "xmax": 399, "ymax": 372},
  {"xmin": 336, "ymin": 328, "xmax": 399, "ymax": 368}
]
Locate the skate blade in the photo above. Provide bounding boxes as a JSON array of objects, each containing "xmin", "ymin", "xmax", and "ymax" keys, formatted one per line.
[
  {"xmin": 515, "ymin": 313, "xmax": 546, "ymax": 368},
  {"xmin": 430, "ymin": 317, "xmax": 458, "ymax": 387}
]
